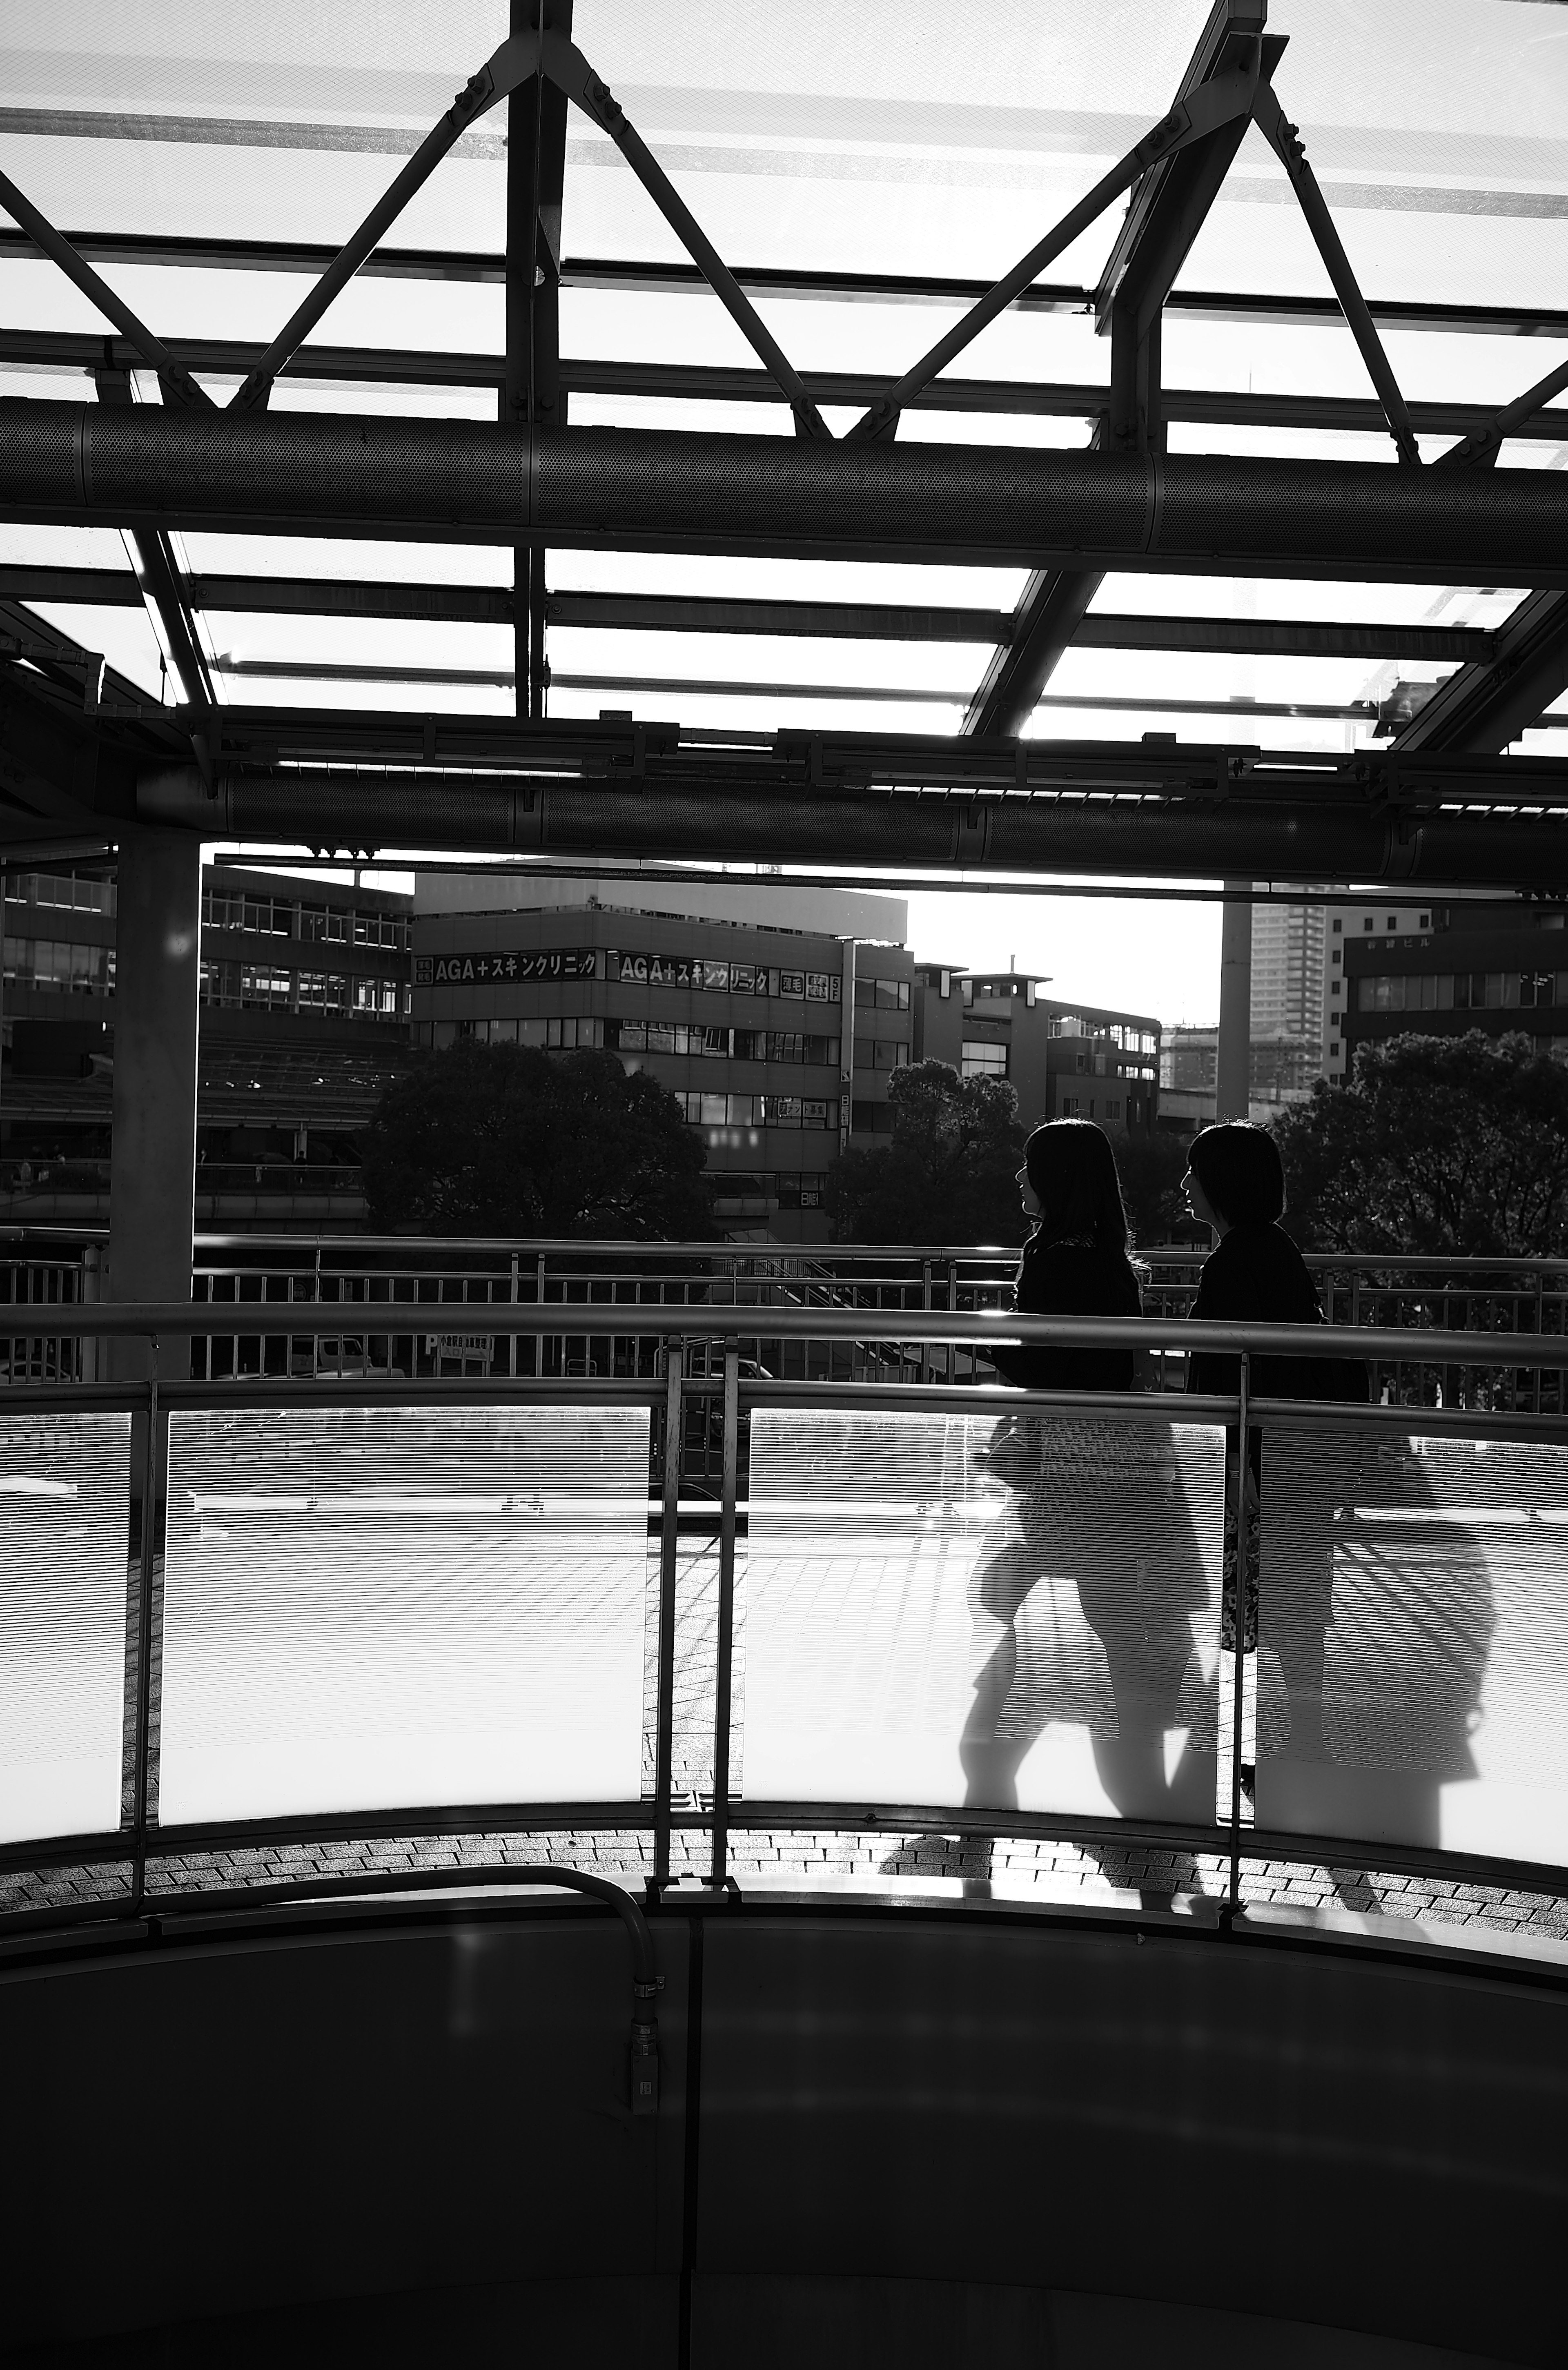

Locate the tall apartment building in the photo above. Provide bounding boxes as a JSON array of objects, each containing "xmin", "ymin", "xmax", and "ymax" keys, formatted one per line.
[{"xmin": 912, "ymin": 968, "xmax": 1160, "ymax": 1134}]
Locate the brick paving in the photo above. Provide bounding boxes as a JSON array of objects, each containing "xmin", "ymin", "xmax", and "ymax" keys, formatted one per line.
[{"xmin": 4, "ymin": 1826, "xmax": 1566, "ymax": 1945}]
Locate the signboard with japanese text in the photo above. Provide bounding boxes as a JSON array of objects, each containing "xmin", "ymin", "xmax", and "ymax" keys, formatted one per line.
[{"xmin": 413, "ymin": 949, "xmax": 597, "ymax": 988}]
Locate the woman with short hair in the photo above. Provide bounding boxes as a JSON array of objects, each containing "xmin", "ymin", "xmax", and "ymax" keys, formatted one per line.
[{"xmin": 1183, "ymin": 1120, "xmax": 1369, "ymax": 1762}]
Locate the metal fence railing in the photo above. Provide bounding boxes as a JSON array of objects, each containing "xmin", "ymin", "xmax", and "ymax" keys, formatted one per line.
[
  {"xmin": 6, "ymin": 1232, "xmax": 1568, "ymax": 1425},
  {"xmin": 2, "ymin": 1300, "xmax": 1567, "ymax": 1945}
]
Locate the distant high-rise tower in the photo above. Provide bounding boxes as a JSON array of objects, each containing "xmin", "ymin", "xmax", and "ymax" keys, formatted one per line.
[{"xmin": 1250, "ymin": 893, "xmax": 1327, "ymax": 1040}]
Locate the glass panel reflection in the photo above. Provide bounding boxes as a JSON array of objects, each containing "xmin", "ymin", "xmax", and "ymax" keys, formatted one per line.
[
  {"xmin": 160, "ymin": 1406, "xmax": 650, "ymax": 1822},
  {"xmin": 1257, "ymin": 1426, "xmax": 1568, "ymax": 1863},
  {"xmin": 741, "ymin": 1409, "xmax": 1225, "ymax": 1822},
  {"xmin": 0, "ymin": 1412, "xmax": 130, "ymax": 1844}
]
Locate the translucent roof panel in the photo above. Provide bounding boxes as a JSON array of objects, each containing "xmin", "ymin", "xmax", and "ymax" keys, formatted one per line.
[
  {"xmin": 3, "ymin": 2, "xmax": 1567, "ymax": 766},
  {"xmin": 566, "ymin": 0, "xmax": 1216, "ymax": 279}
]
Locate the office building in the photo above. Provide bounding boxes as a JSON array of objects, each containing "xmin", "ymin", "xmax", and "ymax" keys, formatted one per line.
[
  {"xmin": 2, "ymin": 861, "xmax": 412, "ymax": 1230},
  {"xmin": 1341, "ymin": 897, "xmax": 1568, "ymax": 1070},
  {"xmin": 412, "ymin": 882, "xmax": 915, "ymax": 1241},
  {"xmin": 913, "ymin": 968, "xmax": 1160, "ymax": 1134}
]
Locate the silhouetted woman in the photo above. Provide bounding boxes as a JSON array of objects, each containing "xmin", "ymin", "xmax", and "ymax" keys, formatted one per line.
[
  {"xmin": 964, "ymin": 1121, "xmax": 1200, "ymax": 1812},
  {"xmin": 1184, "ymin": 1120, "xmax": 1369, "ymax": 1761}
]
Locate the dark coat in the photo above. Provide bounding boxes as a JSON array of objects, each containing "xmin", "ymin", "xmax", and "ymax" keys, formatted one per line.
[{"xmin": 988, "ymin": 1232, "xmax": 1142, "ymax": 1394}]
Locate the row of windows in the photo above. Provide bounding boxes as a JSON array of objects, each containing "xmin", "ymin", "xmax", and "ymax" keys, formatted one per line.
[
  {"xmin": 202, "ymin": 891, "xmax": 410, "ymax": 951},
  {"xmin": 710, "ymin": 1172, "xmax": 827, "ymax": 1210},
  {"xmin": 200, "ymin": 964, "xmax": 409, "ymax": 1017},
  {"xmin": 1355, "ymin": 970, "xmax": 1568, "ymax": 1015},
  {"xmin": 1332, "ymin": 913, "xmax": 1430, "ymax": 935},
  {"xmin": 679, "ymin": 1093, "xmax": 839, "ymax": 1129},
  {"xmin": 3, "ymin": 938, "xmax": 115, "ymax": 994},
  {"xmin": 1058, "ymin": 1094, "xmax": 1127, "ymax": 1121},
  {"xmin": 853, "ymin": 976, "xmax": 911, "ymax": 1011},
  {"xmin": 962, "ymin": 1040, "xmax": 1007, "ymax": 1077},
  {"xmin": 423, "ymin": 1018, "xmax": 845, "ymax": 1062},
  {"xmin": 853, "ymin": 1036, "xmax": 909, "ymax": 1070},
  {"xmin": 4, "ymin": 873, "xmax": 116, "ymax": 917}
]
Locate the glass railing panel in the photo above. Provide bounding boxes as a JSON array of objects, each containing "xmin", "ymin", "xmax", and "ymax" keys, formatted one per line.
[
  {"xmin": 0, "ymin": 1411, "xmax": 131, "ymax": 1843},
  {"xmin": 1257, "ymin": 1423, "xmax": 1568, "ymax": 1862},
  {"xmin": 159, "ymin": 1406, "xmax": 651, "ymax": 1823},
  {"xmin": 739, "ymin": 1408, "xmax": 1226, "ymax": 1823}
]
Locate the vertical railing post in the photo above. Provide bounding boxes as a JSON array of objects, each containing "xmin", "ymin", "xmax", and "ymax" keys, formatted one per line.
[
  {"xmin": 130, "ymin": 1335, "xmax": 160, "ymax": 1920},
  {"xmin": 653, "ymin": 1341, "xmax": 684, "ymax": 1889},
  {"xmin": 710, "ymin": 1345, "xmax": 740, "ymax": 1887},
  {"xmin": 1227, "ymin": 1349, "xmax": 1252, "ymax": 1919},
  {"xmin": 509, "ymin": 1250, "xmax": 519, "ymax": 1379}
]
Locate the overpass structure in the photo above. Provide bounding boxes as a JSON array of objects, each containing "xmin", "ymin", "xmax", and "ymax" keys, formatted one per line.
[{"xmin": 3, "ymin": 2, "xmax": 1568, "ymax": 2359}]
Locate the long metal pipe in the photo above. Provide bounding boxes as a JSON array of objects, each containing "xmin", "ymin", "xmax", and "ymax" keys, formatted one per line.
[
  {"xmin": 138, "ymin": 764, "xmax": 1568, "ymax": 888},
  {"xmin": 10, "ymin": 400, "xmax": 1568, "ymax": 580}
]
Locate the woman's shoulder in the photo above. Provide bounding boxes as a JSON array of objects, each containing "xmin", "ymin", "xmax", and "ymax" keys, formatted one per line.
[{"xmin": 1018, "ymin": 1234, "xmax": 1140, "ymax": 1313}]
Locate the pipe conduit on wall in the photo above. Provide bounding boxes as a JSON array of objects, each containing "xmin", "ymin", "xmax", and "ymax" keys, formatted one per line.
[
  {"xmin": 136, "ymin": 765, "xmax": 1568, "ymax": 888},
  {"xmin": 11, "ymin": 399, "xmax": 1568, "ymax": 580}
]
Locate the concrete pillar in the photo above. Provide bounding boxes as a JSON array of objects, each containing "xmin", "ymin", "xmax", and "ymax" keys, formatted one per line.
[
  {"xmin": 1215, "ymin": 880, "xmax": 1253, "ymax": 1124},
  {"xmin": 107, "ymin": 824, "xmax": 201, "ymax": 1381}
]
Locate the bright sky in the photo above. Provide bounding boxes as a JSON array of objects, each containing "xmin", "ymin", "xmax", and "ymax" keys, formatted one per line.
[{"xmin": 903, "ymin": 883, "xmax": 1223, "ymax": 1026}]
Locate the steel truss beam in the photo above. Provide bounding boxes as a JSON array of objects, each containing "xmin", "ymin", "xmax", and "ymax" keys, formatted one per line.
[
  {"xmin": 11, "ymin": 404, "xmax": 1568, "ymax": 583},
  {"xmin": 9, "ymin": 327, "xmax": 1567, "ymax": 447},
  {"xmin": 5, "ymin": 232, "xmax": 1568, "ymax": 343},
  {"xmin": 1392, "ymin": 589, "xmax": 1568, "ymax": 755},
  {"xmin": 0, "ymin": 568, "xmax": 1495, "ymax": 666},
  {"xmin": 126, "ymin": 720, "xmax": 1568, "ymax": 891},
  {"xmin": 968, "ymin": 3, "xmax": 1272, "ymax": 737},
  {"xmin": 506, "ymin": 0, "xmax": 572, "ymax": 719}
]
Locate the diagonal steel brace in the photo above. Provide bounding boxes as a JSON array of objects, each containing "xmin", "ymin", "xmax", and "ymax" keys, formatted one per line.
[
  {"xmin": 846, "ymin": 54, "xmax": 1263, "ymax": 443},
  {"xmin": 230, "ymin": 27, "xmax": 829, "ymax": 438}
]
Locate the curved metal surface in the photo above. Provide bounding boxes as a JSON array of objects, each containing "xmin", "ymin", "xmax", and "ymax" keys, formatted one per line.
[{"xmin": 0, "ymin": 1896, "xmax": 1560, "ymax": 2363}]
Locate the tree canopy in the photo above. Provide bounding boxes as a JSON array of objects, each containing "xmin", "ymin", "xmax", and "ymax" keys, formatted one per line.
[
  {"xmin": 826, "ymin": 1061, "xmax": 1026, "ymax": 1245},
  {"xmin": 363, "ymin": 1040, "xmax": 715, "ymax": 1238},
  {"xmin": 1105, "ymin": 1123, "xmax": 1196, "ymax": 1248},
  {"xmin": 1273, "ymin": 1030, "xmax": 1568, "ymax": 1258}
]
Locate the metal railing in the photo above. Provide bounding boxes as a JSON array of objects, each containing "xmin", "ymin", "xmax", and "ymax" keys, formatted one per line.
[
  {"xmin": 5, "ymin": 1229, "xmax": 1568, "ymax": 1419},
  {"xmin": 2, "ymin": 1299, "xmax": 1567, "ymax": 1943}
]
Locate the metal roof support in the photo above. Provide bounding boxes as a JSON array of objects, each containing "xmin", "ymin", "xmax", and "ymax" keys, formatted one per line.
[
  {"xmin": 1437, "ymin": 352, "xmax": 1568, "ymax": 470},
  {"xmin": 228, "ymin": 24, "xmax": 828, "ymax": 434},
  {"xmin": 965, "ymin": 2, "xmax": 1272, "ymax": 737},
  {"xmin": 11, "ymin": 228, "xmax": 1568, "ymax": 347},
  {"xmin": 845, "ymin": 22, "xmax": 1262, "ymax": 443},
  {"xmin": 1391, "ymin": 589, "xmax": 1568, "ymax": 756},
  {"xmin": 93, "ymin": 371, "xmax": 215, "ymax": 786},
  {"xmin": 16, "ymin": 404, "xmax": 1568, "ymax": 578},
  {"xmin": 0, "ymin": 568, "xmax": 1501, "ymax": 666},
  {"xmin": 0, "ymin": 168, "xmax": 211, "ymax": 409},
  {"xmin": 506, "ymin": 0, "xmax": 572, "ymax": 719},
  {"xmin": 1252, "ymin": 85, "xmax": 1421, "ymax": 467}
]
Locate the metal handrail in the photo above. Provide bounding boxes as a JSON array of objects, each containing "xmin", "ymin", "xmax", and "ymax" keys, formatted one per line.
[
  {"xmin": 12, "ymin": 1301, "xmax": 1568, "ymax": 1368},
  {"xmin": 6, "ymin": 1225, "xmax": 1568, "ymax": 1274}
]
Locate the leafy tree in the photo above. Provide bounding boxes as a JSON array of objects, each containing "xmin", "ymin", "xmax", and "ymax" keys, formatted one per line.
[
  {"xmin": 1105, "ymin": 1124, "xmax": 1196, "ymax": 1248},
  {"xmin": 363, "ymin": 1040, "xmax": 715, "ymax": 1238},
  {"xmin": 1273, "ymin": 1030, "xmax": 1568, "ymax": 1258},
  {"xmin": 826, "ymin": 1060, "xmax": 1026, "ymax": 1245}
]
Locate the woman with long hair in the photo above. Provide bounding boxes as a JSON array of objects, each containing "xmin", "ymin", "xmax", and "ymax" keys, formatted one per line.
[{"xmin": 963, "ymin": 1122, "xmax": 1204, "ymax": 1816}]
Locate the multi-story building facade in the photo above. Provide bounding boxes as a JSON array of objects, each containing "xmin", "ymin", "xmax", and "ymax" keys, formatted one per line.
[
  {"xmin": 1341, "ymin": 897, "xmax": 1568, "ymax": 1071},
  {"xmin": 913, "ymin": 968, "xmax": 1160, "ymax": 1134},
  {"xmin": 2, "ymin": 861, "xmax": 413, "ymax": 1229},
  {"xmin": 412, "ymin": 888, "xmax": 915, "ymax": 1241},
  {"xmin": 1322, "ymin": 895, "xmax": 1436, "ymax": 1082}
]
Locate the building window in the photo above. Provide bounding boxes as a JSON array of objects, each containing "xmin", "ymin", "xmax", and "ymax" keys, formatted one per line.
[
  {"xmin": 851, "ymin": 1100, "xmax": 896, "ymax": 1133},
  {"xmin": 1060, "ymin": 1094, "xmax": 1080, "ymax": 1116},
  {"xmin": 960, "ymin": 1039, "xmax": 1008, "ymax": 1077},
  {"xmin": 1104, "ymin": 1099, "xmax": 1121, "ymax": 1120},
  {"xmin": 854, "ymin": 977, "xmax": 911, "ymax": 1011},
  {"xmin": 4, "ymin": 938, "xmax": 116, "ymax": 996},
  {"xmin": 856, "ymin": 1036, "xmax": 911, "ymax": 1070}
]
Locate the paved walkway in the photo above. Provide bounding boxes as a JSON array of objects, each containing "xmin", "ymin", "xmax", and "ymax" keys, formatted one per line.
[{"xmin": 5, "ymin": 1827, "xmax": 1566, "ymax": 1944}]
